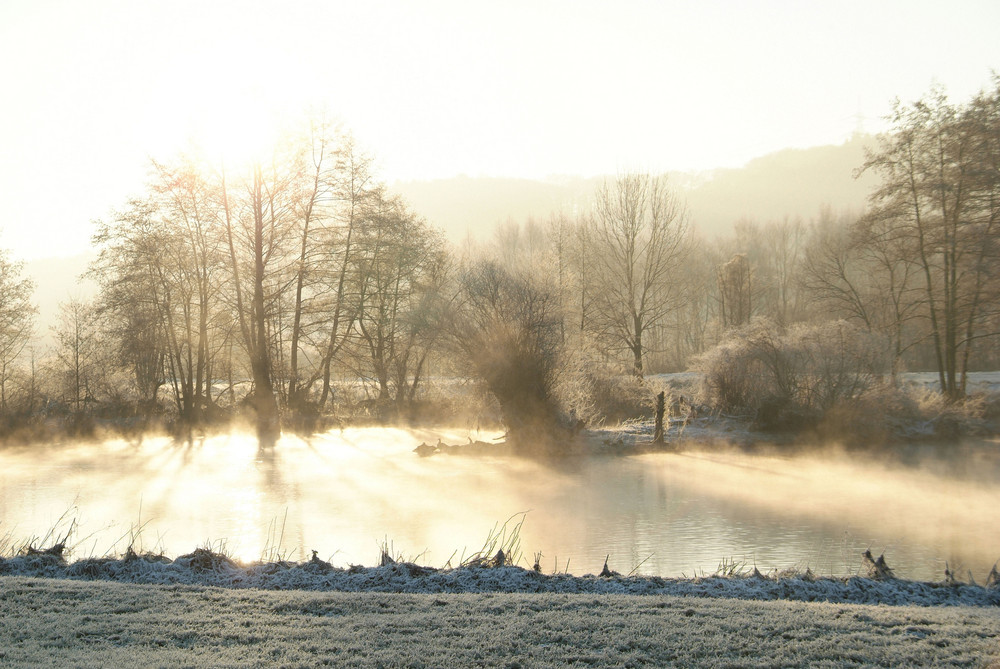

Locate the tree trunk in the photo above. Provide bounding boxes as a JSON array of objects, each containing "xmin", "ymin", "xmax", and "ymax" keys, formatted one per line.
[{"xmin": 251, "ymin": 166, "xmax": 280, "ymax": 444}]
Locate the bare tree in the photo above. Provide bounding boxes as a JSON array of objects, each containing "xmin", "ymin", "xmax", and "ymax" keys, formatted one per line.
[
  {"xmin": 90, "ymin": 199, "xmax": 168, "ymax": 409},
  {"xmin": 349, "ymin": 189, "xmax": 448, "ymax": 415},
  {"xmin": 762, "ymin": 217, "xmax": 806, "ymax": 326},
  {"xmin": 287, "ymin": 118, "xmax": 342, "ymax": 411},
  {"xmin": 152, "ymin": 158, "xmax": 231, "ymax": 422},
  {"xmin": 220, "ymin": 155, "xmax": 301, "ymax": 443},
  {"xmin": 590, "ymin": 173, "xmax": 689, "ymax": 376},
  {"xmin": 860, "ymin": 82, "xmax": 1000, "ymax": 398},
  {"xmin": 801, "ymin": 207, "xmax": 921, "ymax": 378},
  {"xmin": 52, "ymin": 298, "xmax": 100, "ymax": 413}
]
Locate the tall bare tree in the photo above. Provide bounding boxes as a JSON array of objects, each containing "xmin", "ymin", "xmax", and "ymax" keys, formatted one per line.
[
  {"xmin": 286, "ymin": 119, "xmax": 342, "ymax": 410},
  {"xmin": 220, "ymin": 154, "xmax": 302, "ymax": 442},
  {"xmin": 90, "ymin": 199, "xmax": 169, "ymax": 409},
  {"xmin": 589, "ymin": 173, "xmax": 689, "ymax": 376},
  {"xmin": 860, "ymin": 82, "xmax": 1000, "ymax": 398},
  {"xmin": 314, "ymin": 138, "xmax": 375, "ymax": 408}
]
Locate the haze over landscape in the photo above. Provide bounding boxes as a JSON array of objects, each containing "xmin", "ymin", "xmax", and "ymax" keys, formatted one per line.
[{"xmin": 3, "ymin": 2, "xmax": 1000, "ymax": 666}]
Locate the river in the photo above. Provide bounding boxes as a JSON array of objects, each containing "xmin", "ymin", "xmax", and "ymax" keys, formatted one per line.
[{"xmin": 1, "ymin": 427, "xmax": 997, "ymax": 582}]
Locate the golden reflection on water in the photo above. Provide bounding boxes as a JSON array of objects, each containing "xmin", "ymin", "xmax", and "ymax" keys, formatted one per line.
[
  {"xmin": 633, "ymin": 449, "xmax": 999, "ymax": 578},
  {"xmin": 0, "ymin": 430, "xmax": 997, "ymax": 580}
]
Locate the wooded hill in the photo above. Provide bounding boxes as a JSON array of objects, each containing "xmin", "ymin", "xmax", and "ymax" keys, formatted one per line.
[{"xmin": 391, "ymin": 134, "xmax": 877, "ymax": 242}]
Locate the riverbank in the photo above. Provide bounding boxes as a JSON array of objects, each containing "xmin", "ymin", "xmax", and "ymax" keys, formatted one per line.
[
  {"xmin": 3, "ymin": 548, "xmax": 998, "ymax": 605},
  {"xmin": 1, "ymin": 576, "xmax": 997, "ymax": 667}
]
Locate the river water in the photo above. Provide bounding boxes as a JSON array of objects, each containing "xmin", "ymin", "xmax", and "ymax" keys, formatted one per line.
[{"xmin": 1, "ymin": 428, "xmax": 997, "ymax": 582}]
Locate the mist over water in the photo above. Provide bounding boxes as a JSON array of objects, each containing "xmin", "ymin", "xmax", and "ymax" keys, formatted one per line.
[{"xmin": 1, "ymin": 429, "xmax": 996, "ymax": 582}]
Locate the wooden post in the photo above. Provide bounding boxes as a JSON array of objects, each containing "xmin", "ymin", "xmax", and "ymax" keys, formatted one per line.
[{"xmin": 653, "ymin": 391, "xmax": 665, "ymax": 443}]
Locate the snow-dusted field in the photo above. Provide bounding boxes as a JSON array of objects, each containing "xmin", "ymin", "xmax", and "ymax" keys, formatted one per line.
[
  {"xmin": 1, "ymin": 576, "xmax": 997, "ymax": 667},
  {"xmin": 902, "ymin": 371, "xmax": 1000, "ymax": 395}
]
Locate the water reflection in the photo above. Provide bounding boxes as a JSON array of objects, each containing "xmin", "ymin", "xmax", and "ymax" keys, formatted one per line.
[{"xmin": 0, "ymin": 429, "xmax": 996, "ymax": 581}]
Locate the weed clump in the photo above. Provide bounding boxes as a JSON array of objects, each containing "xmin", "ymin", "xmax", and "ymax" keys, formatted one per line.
[
  {"xmin": 177, "ymin": 547, "xmax": 240, "ymax": 574},
  {"xmin": 862, "ymin": 550, "xmax": 895, "ymax": 580}
]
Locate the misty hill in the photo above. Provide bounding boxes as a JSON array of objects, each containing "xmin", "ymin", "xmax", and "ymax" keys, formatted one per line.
[
  {"xmin": 391, "ymin": 134, "xmax": 879, "ymax": 241},
  {"xmin": 389, "ymin": 175, "xmax": 603, "ymax": 241},
  {"xmin": 686, "ymin": 134, "xmax": 878, "ymax": 235}
]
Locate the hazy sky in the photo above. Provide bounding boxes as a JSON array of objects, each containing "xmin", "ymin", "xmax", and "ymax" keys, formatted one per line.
[{"xmin": 2, "ymin": 0, "xmax": 999, "ymax": 260}]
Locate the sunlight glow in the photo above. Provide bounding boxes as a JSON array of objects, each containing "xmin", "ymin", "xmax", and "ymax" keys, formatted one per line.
[
  {"xmin": 185, "ymin": 102, "xmax": 289, "ymax": 174},
  {"xmin": 2, "ymin": 1, "xmax": 999, "ymax": 259}
]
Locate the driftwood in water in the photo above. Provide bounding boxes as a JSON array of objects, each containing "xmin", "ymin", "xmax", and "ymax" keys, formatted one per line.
[
  {"xmin": 413, "ymin": 442, "xmax": 437, "ymax": 457},
  {"xmin": 413, "ymin": 438, "xmax": 499, "ymax": 457}
]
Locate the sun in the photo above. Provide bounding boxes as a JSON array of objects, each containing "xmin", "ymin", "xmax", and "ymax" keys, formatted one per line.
[
  {"xmin": 161, "ymin": 40, "xmax": 308, "ymax": 176},
  {"xmin": 184, "ymin": 99, "xmax": 290, "ymax": 174}
]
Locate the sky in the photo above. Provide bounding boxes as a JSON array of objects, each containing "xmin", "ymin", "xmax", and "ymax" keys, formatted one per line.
[{"xmin": 1, "ymin": 0, "xmax": 999, "ymax": 260}]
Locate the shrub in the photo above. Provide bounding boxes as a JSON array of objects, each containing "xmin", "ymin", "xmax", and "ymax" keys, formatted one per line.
[
  {"xmin": 693, "ymin": 319, "xmax": 891, "ymax": 429},
  {"xmin": 446, "ymin": 261, "xmax": 567, "ymax": 449},
  {"xmin": 554, "ymin": 343, "xmax": 654, "ymax": 426}
]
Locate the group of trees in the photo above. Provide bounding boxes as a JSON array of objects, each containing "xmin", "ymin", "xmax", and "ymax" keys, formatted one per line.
[
  {"xmin": 796, "ymin": 80, "xmax": 1000, "ymax": 399},
  {"xmin": 469, "ymin": 78, "xmax": 1000, "ymax": 416},
  {"xmin": 0, "ymin": 79, "xmax": 996, "ymax": 444},
  {"xmin": 0, "ymin": 122, "xmax": 448, "ymax": 441},
  {"xmin": 82, "ymin": 123, "xmax": 450, "ymax": 440}
]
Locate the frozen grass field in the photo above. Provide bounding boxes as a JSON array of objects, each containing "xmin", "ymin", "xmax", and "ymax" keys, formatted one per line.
[
  {"xmin": 1, "ymin": 576, "xmax": 998, "ymax": 667},
  {"xmin": 2, "ymin": 550, "xmax": 1000, "ymax": 666}
]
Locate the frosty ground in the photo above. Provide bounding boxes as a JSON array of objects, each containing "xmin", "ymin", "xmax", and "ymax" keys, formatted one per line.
[
  {"xmin": 2, "ymin": 552, "xmax": 1000, "ymax": 667},
  {"xmin": 2, "ymin": 577, "xmax": 998, "ymax": 667}
]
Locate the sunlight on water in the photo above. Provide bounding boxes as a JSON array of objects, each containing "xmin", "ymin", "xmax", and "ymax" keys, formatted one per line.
[{"xmin": 0, "ymin": 429, "xmax": 997, "ymax": 581}]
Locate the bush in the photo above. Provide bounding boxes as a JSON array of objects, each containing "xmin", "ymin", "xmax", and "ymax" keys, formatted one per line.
[
  {"xmin": 554, "ymin": 343, "xmax": 654, "ymax": 426},
  {"xmin": 446, "ymin": 261, "xmax": 568, "ymax": 449},
  {"xmin": 693, "ymin": 319, "xmax": 891, "ymax": 429}
]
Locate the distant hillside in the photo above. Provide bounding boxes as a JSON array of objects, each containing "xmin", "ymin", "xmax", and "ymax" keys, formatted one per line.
[
  {"xmin": 685, "ymin": 134, "xmax": 877, "ymax": 236},
  {"xmin": 391, "ymin": 134, "xmax": 879, "ymax": 241},
  {"xmin": 388, "ymin": 175, "xmax": 602, "ymax": 242}
]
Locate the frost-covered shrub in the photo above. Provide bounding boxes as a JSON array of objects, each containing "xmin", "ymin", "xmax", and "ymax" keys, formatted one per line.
[
  {"xmin": 893, "ymin": 382, "xmax": 991, "ymax": 437},
  {"xmin": 785, "ymin": 321, "xmax": 890, "ymax": 411},
  {"xmin": 447, "ymin": 261, "xmax": 566, "ymax": 446},
  {"xmin": 554, "ymin": 344, "xmax": 653, "ymax": 426},
  {"xmin": 693, "ymin": 320, "xmax": 891, "ymax": 429},
  {"xmin": 815, "ymin": 381, "xmax": 996, "ymax": 444}
]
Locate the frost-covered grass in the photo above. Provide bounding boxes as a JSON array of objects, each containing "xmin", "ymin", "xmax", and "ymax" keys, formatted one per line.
[{"xmin": 1, "ymin": 576, "xmax": 997, "ymax": 667}]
